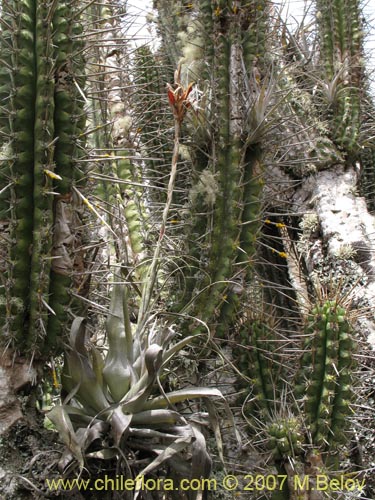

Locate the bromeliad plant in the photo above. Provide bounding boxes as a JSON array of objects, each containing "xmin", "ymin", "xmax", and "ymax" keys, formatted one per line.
[
  {"xmin": 48, "ymin": 69, "xmax": 237, "ymax": 495},
  {"xmin": 48, "ymin": 284, "xmax": 231, "ymax": 497}
]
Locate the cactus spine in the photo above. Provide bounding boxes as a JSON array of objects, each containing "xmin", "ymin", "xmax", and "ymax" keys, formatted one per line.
[
  {"xmin": 196, "ymin": 1, "xmax": 241, "ymax": 333},
  {"xmin": 133, "ymin": 45, "xmax": 172, "ymax": 206},
  {"xmin": 236, "ymin": 319, "xmax": 282, "ymax": 417}
]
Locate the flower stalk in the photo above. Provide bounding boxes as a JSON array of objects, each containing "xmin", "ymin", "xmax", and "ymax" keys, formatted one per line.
[{"xmin": 137, "ymin": 66, "xmax": 194, "ymax": 330}]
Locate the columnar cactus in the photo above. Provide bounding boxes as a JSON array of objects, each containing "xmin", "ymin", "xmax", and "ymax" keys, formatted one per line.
[
  {"xmin": 133, "ymin": 45, "xmax": 173, "ymax": 206},
  {"xmin": 0, "ymin": 0, "xmax": 53, "ymax": 347},
  {"xmin": 359, "ymin": 93, "xmax": 375, "ymax": 209},
  {"xmin": 235, "ymin": 319, "xmax": 283, "ymax": 417},
  {"xmin": 295, "ymin": 300, "xmax": 356, "ymax": 448},
  {"xmin": 47, "ymin": 2, "xmax": 87, "ymax": 351},
  {"xmin": 143, "ymin": 1, "xmax": 272, "ymax": 338},
  {"xmin": 258, "ymin": 300, "xmax": 354, "ymax": 454},
  {"xmin": 87, "ymin": 1, "xmax": 147, "ymax": 272},
  {"xmin": 234, "ymin": 299, "xmax": 356, "ymax": 500},
  {"xmin": 0, "ymin": 0, "xmax": 87, "ymax": 353},
  {"xmin": 359, "ymin": 141, "xmax": 375, "ymax": 210},
  {"xmin": 315, "ymin": 0, "xmax": 363, "ymax": 153}
]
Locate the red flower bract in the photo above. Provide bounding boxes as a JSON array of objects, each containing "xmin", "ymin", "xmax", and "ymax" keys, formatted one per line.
[{"xmin": 166, "ymin": 65, "xmax": 195, "ymax": 123}]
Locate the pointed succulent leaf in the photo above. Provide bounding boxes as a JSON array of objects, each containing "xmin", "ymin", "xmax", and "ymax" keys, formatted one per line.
[
  {"xmin": 134, "ymin": 436, "xmax": 192, "ymax": 500},
  {"xmin": 110, "ymin": 407, "xmax": 132, "ymax": 447},
  {"xmin": 131, "ymin": 409, "xmax": 186, "ymax": 426},
  {"xmin": 78, "ymin": 421, "xmax": 109, "ymax": 450},
  {"xmin": 142, "ymin": 387, "xmax": 225, "ymax": 410},
  {"xmin": 69, "ymin": 317, "xmax": 87, "ymax": 355},
  {"xmin": 103, "ymin": 354, "xmax": 133, "ymax": 402},
  {"xmin": 47, "ymin": 406, "xmax": 84, "ymax": 469},
  {"xmin": 58, "ymin": 405, "xmax": 101, "ymax": 427},
  {"xmin": 128, "ymin": 428, "xmax": 183, "ymax": 439},
  {"xmin": 121, "ymin": 344, "xmax": 163, "ymax": 413},
  {"xmin": 90, "ymin": 345, "xmax": 105, "ymax": 388},
  {"xmin": 144, "ymin": 343, "xmax": 164, "ymax": 376},
  {"xmin": 162, "ymin": 335, "xmax": 198, "ymax": 366},
  {"xmin": 63, "ymin": 348, "xmax": 110, "ymax": 414},
  {"xmin": 103, "ymin": 284, "xmax": 136, "ymax": 400},
  {"xmin": 143, "ymin": 387, "xmax": 242, "ymax": 447},
  {"xmin": 190, "ymin": 424, "xmax": 212, "ymax": 484},
  {"xmin": 203, "ymin": 397, "xmax": 225, "ymax": 464}
]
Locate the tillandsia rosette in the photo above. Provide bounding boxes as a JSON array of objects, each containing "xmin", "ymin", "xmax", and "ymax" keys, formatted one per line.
[{"xmin": 48, "ymin": 285, "xmax": 239, "ymax": 498}]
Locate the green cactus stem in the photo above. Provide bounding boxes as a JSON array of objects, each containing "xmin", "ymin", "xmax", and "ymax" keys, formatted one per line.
[
  {"xmin": 46, "ymin": 1, "xmax": 87, "ymax": 352},
  {"xmin": 234, "ymin": 319, "xmax": 282, "ymax": 417},
  {"xmin": 0, "ymin": 0, "xmax": 87, "ymax": 354},
  {"xmin": 295, "ymin": 300, "xmax": 356, "ymax": 449},
  {"xmin": 179, "ymin": 1, "xmax": 269, "ymax": 336},
  {"xmin": 133, "ymin": 45, "xmax": 173, "ymax": 205},
  {"xmin": 315, "ymin": 0, "xmax": 363, "ymax": 152}
]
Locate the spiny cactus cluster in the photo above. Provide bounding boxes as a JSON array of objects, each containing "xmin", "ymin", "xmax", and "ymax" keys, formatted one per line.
[
  {"xmin": 296, "ymin": 300, "xmax": 356, "ymax": 448},
  {"xmin": 0, "ymin": 0, "xmax": 87, "ymax": 353},
  {"xmin": 236, "ymin": 299, "xmax": 356, "ymax": 466},
  {"xmin": 266, "ymin": 417, "xmax": 304, "ymax": 460}
]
